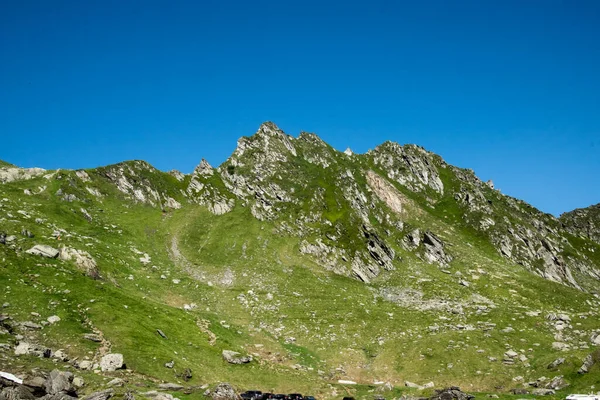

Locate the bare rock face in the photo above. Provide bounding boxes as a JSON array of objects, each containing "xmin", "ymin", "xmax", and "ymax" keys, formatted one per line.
[
  {"xmin": 100, "ymin": 354, "xmax": 124, "ymax": 372},
  {"xmin": 211, "ymin": 383, "xmax": 239, "ymax": 400},
  {"xmin": 422, "ymin": 231, "xmax": 452, "ymax": 266},
  {"xmin": 221, "ymin": 350, "xmax": 252, "ymax": 364},
  {"xmin": 25, "ymin": 245, "xmax": 59, "ymax": 259},
  {"xmin": 0, "ymin": 167, "xmax": 46, "ymax": 184}
]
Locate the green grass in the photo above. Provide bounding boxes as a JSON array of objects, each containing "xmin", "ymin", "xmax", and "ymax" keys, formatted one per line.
[{"xmin": 1, "ymin": 134, "xmax": 600, "ymax": 398}]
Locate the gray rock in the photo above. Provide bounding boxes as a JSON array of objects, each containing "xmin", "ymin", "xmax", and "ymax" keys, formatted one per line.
[
  {"xmin": 21, "ymin": 229, "xmax": 34, "ymax": 238},
  {"xmin": 44, "ymin": 370, "xmax": 74, "ymax": 395},
  {"xmin": 578, "ymin": 354, "xmax": 594, "ymax": 374},
  {"xmin": 106, "ymin": 379, "xmax": 123, "ymax": 388},
  {"xmin": 430, "ymin": 387, "xmax": 474, "ymax": 400},
  {"xmin": 14, "ymin": 342, "xmax": 47, "ymax": 357},
  {"xmin": 156, "ymin": 329, "xmax": 168, "ymax": 339},
  {"xmin": 211, "ymin": 383, "xmax": 239, "ymax": 400},
  {"xmin": 72, "ymin": 377, "xmax": 84, "ymax": 389},
  {"xmin": 0, "ymin": 386, "xmax": 35, "ymax": 400},
  {"xmin": 25, "ymin": 245, "xmax": 59, "ymax": 258},
  {"xmin": 83, "ymin": 334, "xmax": 102, "ymax": 342},
  {"xmin": 47, "ymin": 316, "xmax": 61, "ymax": 325},
  {"xmin": 82, "ymin": 389, "xmax": 114, "ymax": 400},
  {"xmin": 164, "ymin": 361, "xmax": 174, "ymax": 369},
  {"xmin": 221, "ymin": 350, "xmax": 252, "ymax": 364},
  {"xmin": 100, "ymin": 354, "xmax": 124, "ymax": 372},
  {"xmin": 544, "ymin": 376, "xmax": 568, "ymax": 390},
  {"xmin": 547, "ymin": 357, "xmax": 565, "ymax": 369},
  {"xmin": 21, "ymin": 322, "xmax": 42, "ymax": 330},
  {"xmin": 531, "ymin": 389, "xmax": 555, "ymax": 396},
  {"xmin": 158, "ymin": 383, "xmax": 184, "ymax": 391}
]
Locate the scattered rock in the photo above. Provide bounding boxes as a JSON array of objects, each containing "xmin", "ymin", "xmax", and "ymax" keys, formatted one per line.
[
  {"xmin": 158, "ymin": 383, "xmax": 184, "ymax": 391},
  {"xmin": 156, "ymin": 329, "xmax": 167, "ymax": 339},
  {"xmin": 531, "ymin": 389, "xmax": 555, "ymax": 396},
  {"xmin": 47, "ymin": 316, "xmax": 61, "ymax": 325},
  {"xmin": 25, "ymin": 245, "xmax": 59, "ymax": 258},
  {"xmin": 547, "ymin": 357, "xmax": 565, "ymax": 369},
  {"xmin": 83, "ymin": 334, "xmax": 102, "ymax": 343},
  {"xmin": 430, "ymin": 387, "xmax": 474, "ymax": 400},
  {"xmin": 83, "ymin": 389, "xmax": 114, "ymax": 400},
  {"xmin": 211, "ymin": 383, "xmax": 239, "ymax": 400},
  {"xmin": 221, "ymin": 350, "xmax": 252, "ymax": 364},
  {"xmin": 544, "ymin": 376, "xmax": 568, "ymax": 390},
  {"xmin": 578, "ymin": 354, "xmax": 594, "ymax": 374},
  {"xmin": 44, "ymin": 370, "xmax": 74, "ymax": 395},
  {"xmin": 100, "ymin": 354, "xmax": 125, "ymax": 372},
  {"xmin": 106, "ymin": 379, "xmax": 123, "ymax": 388}
]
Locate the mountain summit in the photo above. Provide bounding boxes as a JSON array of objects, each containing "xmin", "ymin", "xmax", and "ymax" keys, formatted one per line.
[{"xmin": 1, "ymin": 123, "xmax": 599, "ymax": 398}]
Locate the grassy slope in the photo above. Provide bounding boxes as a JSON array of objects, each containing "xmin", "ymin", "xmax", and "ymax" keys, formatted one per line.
[{"xmin": 0, "ymin": 158, "xmax": 599, "ymax": 400}]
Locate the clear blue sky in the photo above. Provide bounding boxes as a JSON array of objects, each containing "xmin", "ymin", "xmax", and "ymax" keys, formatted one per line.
[{"xmin": 1, "ymin": 0, "xmax": 599, "ymax": 216}]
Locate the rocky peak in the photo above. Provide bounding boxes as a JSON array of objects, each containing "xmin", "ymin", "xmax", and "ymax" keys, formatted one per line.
[{"xmin": 193, "ymin": 159, "xmax": 214, "ymax": 177}]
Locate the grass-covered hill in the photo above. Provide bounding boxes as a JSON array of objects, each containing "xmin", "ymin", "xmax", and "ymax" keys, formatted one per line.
[{"xmin": 1, "ymin": 122, "xmax": 600, "ymax": 400}]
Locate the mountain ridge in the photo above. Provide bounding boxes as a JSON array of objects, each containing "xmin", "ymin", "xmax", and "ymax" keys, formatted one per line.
[{"xmin": 1, "ymin": 122, "xmax": 600, "ymax": 398}]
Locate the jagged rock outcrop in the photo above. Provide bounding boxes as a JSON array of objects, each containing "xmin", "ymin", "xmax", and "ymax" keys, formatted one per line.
[{"xmin": 561, "ymin": 203, "xmax": 600, "ymax": 244}]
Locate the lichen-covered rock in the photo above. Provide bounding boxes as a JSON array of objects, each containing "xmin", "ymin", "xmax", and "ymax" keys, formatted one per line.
[
  {"xmin": 100, "ymin": 354, "xmax": 124, "ymax": 372},
  {"xmin": 221, "ymin": 350, "xmax": 252, "ymax": 364},
  {"xmin": 211, "ymin": 383, "xmax": 239, "ymax": 400},
  {"xmin": 25, "ymin": 245, "xmax": 59, "ymax": 259}
]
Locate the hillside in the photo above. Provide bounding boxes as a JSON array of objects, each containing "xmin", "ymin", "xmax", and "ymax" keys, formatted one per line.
[{"xmin": 1, "ymin": 123, "xmax": 600, "ymax": 400}]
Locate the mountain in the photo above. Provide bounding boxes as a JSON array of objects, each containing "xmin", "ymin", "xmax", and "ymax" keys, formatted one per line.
[{"xmin": 1, "ymin": 122, "xmax": 599, "ymax": 400}]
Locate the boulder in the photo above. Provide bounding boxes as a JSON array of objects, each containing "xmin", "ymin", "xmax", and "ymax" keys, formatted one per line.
[
  {"xmin": 14, "ymin": 342, "xmax": 47, "ymax": 357},
  {"xmin": 211, "ymin": 383, "xmax": 239, "ymax": 400},
  {"xmin": 547, "ymin": 357, "xmax": 565, "ymax": 369},
  {"xmin": 100, "ymin": 354, "xmax": 124, "ymax": 372},
  {"xmin": 430, "ymin": 387, "xmax": 474, "ymax": 400},
  {"xmin": 47, "ymin": 316, "xmax": 60, "ymax": 325},
  {"xmin": 82, "ymin": 334, "xmax": 102, "ymax": 343},
  {"xmin": 544, "ymin": 376, "xmax": 568, "ymax": 390},
  {"xmin": 25, "ymin": 245, "xmax": 59, "ymax": 258},
  {"xmin": 44, "ymin": 370, "xmax": 74, "ymax": 395},
  {"xmin": 578, "ymin": 354, "xmax": 594, "ymax": 374},
  {"xmin": 221, "ymin": 350, "xmax": 252, "ymax": 364},
  {"xmin": 0, "ymin": 386, "xmax": 35, "ymax": 400},
  {"xmin": 158, "ymin": 384, "xmax": 184, "ymax": 391},
  {"xmin": 58, "ymin": 247, "xmax": 98, "ymax": 278},
  {"xmin": 531, "ymin": 389, "xmax": 555, "ymax": 396},
  {"xmin": 83, "ymin": 389, "xmax": 114, "ymax": 400}
]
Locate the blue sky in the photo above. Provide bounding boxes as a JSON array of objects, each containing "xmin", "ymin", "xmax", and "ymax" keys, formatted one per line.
[{"xmin": 1, "ymin": 0, "xmax": 599, "ymax": 216}]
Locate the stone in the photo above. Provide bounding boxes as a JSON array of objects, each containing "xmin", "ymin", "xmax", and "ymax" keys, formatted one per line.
[
  {"xmin": 83, "ymin": 389, "xmax": 114, "ymax": 400},
  {"xmin": 21, "ymin": 321, "xmax": 42, "ymax": 330},
  {"xmin": 44, "ymin": 370, "xmax": 74, "ymax": 395},
  {"xmin": 100, "ymin": 353, "xmax": 124, "ymax": 372},
  {"xmin": 14, "ymin": 342, "xmax": 46, "ymax": 357},
  {"xmin": 430, "ymin": 387, "xmax": 474, "ymax": 400},
  {"xmin": 77, "ymin": 361, "xmax": 93, "ymax": 371},
  {"xmin": 58, "ymin": 247, "xmax": 98, "ymax": 278},
  {"xmin": 531, "ymin": 389, "xmax": 555, "ymax": 396},
  {"xmin": 158, "ymin": 383, "xmax": 184, "ymax": 391},
  {"xmin": 21, "ymin": 229, "xmax": 34, "ymax": 238},
  {"xmin": 25, "ymin": 245, "xmax": 59, "ymax": 258},
  {"xmin": 106, "ymin": 379, "xmax": 123, "ymax": 387},
  {"xmin": 72, "ymin": 377, "xmax": 84, "ymax": 389},
  {"xmin": 156, "ymin": 329, "xmax": 168, "ymax": 339},
  {"xmin": 221, "ymin": 350, "xmax": 252, "ymax": 364},
  {"xmin": 211, "ymin": 383, "xmax": 239, "ymax": 400},
  {"xmin": 47, "ymin": 316, "xmax": 61, "ymax": 324},
  {"xmin": 578, "ymin": 354, "xmax": 594, "ymax": 374},
  {"xmin": 83, "ymin": 333, "xmax": 102, "ymax": 342},
  {"xmin": 547, "ymin": 357, "xmax": 565, "ymax": 369},
  {"xmin": 544, "ymin": 376, "xmax": 568, "ymax": 390},
  {"xmin": 504, "ymin": 350, "xmax": 518, "ymax": 358}
]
